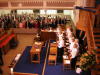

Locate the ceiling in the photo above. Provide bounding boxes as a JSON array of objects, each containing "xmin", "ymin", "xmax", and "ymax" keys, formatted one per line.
[{"xmin": 0, "ymin": 0, "xmax": 76, "ymax": 9}]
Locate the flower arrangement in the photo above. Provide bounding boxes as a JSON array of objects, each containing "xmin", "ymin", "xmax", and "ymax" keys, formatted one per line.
[{"xmin": 76, "ymin": 50, "xmax": 96, "ymax": 71}]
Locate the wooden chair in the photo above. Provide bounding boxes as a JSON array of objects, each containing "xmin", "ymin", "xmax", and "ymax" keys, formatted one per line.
[
  {"xmin": 48, "ymin": 55, "xmax": 57, "ymax": 65},
  {"xmin": 63, "ymin": 59, "xmax": 71, "ymax": 70},
  {"xmin": 63, "ymin": 55, "xmax": 71, "ymax": 70},
  {"xmin": 49, "ymin": 47, "xmax": 57, "ymax": 55},
  {"xmin": 50, "ymin": 43, "xmax": 57, "ymax": 47}
]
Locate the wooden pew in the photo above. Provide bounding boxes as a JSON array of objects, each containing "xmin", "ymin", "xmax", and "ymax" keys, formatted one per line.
[{"xmin": 0, "ymin": 30, "xmax": 18, "ymax": 54}]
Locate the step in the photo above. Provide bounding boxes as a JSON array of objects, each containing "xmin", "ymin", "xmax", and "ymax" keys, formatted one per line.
[
  {"xmin": 94, "ymin": 30, "xmax": 100, "ymax": 33},
  {"xmin": 94, "ymin": 33, "xmax": 100, "ymax": 35},
  {"xmin": 92, "ymin": 70, "xmax": 100, "ymax": 75},
  {"xmin": 96, "ymin": 51, "xmax": 100, "ymax": 54},
  {"xmin": 94, "ymin": 28, "xmax": 100, "ymax": 32},
  {"xmin": 94, "ymin": 65, "xmax": 100, "ymax": 69},
  {"xmin": 96, "ymin": 44, "xmax": 100, "ymax": 49},
  {"xmin": 94, "ymin": 35, "xmax": 100, "ymax": 37},
  {"xmin": 95, "ymin": 39, "xmax": 100, "ymax": 42},
  {"xmin": 96, "ymin": 48, "xmax": 100, "ymax": 50},
  {"xmin": 95, "ymin": 41, "xmax": 100, "ymax": 44},
  {"xmin": 96, "ymin": 50, "xmax": 100, "ymax": 54},
  {"xmin": 94, "ymin": 37, "xmax": 100, "ymax": 39},
  {"xmin": 96, "ymin": 53, "xmax": 100, "ymax": 56}
]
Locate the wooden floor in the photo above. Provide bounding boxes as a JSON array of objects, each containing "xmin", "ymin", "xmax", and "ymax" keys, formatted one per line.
[{"xmin": 2, "ymin": 34, "xmax": 35, "ymax": 75}]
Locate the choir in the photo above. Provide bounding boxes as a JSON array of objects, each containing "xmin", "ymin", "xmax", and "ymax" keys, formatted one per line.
[{"xmin": 56, "ymin": 26, "xmax": 79, "ymax": 69}]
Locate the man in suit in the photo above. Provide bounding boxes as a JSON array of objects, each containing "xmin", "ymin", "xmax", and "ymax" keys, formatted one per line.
[{"xmin": 0, "ymin": 48, "xmax": 3, "ymax": 74}]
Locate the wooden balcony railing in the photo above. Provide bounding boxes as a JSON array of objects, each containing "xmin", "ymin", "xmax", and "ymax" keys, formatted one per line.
[{"xmin": 85, "ymin": 11, "xmax": 96, "ymax": 51}]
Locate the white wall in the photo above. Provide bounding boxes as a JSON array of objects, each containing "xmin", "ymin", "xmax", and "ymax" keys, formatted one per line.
[
  {"xmin": 17, "ymin": 10, "xmax": 33, "ymax": 14},
  {"xmin": 0, "ymin": 10, "xmax": 11, "ymax": 15},
  {"xmin": 64, "ymin": 10, "xmax": 74, "ymax": 22}
]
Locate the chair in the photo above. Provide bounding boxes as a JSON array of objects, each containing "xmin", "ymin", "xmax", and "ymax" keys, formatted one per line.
[
  {"xmin": 48, "ymin": 55, "xmax": 57, "ymax": 65},
  {"xmin": 50, "ymin": 43, "xmax": 57, "ymax": 47},
  {"xmin": 49, "ymin": 47, "xmax": 57, "ymax": 55},
  {"xmin": 63, "ymin": 59, "xmax": 71, "ymax": 70},
  {"xmin": 63, "ymin": 55, "xmax": 71, "ymax": 70}
]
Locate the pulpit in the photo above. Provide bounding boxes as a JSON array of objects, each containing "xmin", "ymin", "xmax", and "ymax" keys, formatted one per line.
[{"xmin": 40, "ymin": 30, "xmax": 57, "ymax": 41}]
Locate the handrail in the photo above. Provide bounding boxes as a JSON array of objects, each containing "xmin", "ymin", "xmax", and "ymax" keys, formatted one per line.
[{"xmin": 88, "ymin": 12, "xmax": 96, "ymax": 49}]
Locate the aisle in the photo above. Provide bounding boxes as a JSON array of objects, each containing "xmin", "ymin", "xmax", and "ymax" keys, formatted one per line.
[
  {"xmin": 43, "ymin": 40, "xmax": 77, "ymax": 75},
  {"xmin": 13, "ymin": 41, "xmax": 48, "ymax": 75}
]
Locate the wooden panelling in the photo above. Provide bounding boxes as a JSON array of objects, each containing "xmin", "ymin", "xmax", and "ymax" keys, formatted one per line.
[
  {"xmin": 0, "ymin": 0, "xmax": 75, "ymax": 9},
  {"xmin": 11, "ymin": 2, "xmax": 43, "ymax": 7},
  {"xmin": 23, "ymin": 2, "xmax": 43, "ymax": 7},
  {"xmin": 85, "ymin": 0, "xmax": 95, "ymax": 7},
  {"xmin": 47, "ymin": 1, "xmax": 75, "ymax": 7},
  {"xmin": 0, "ymin": 2, "xmax": 8, "ymax": 7},
  {"xmin": 76, "ymin": 10, "xmax": 87, "ymax": 31},
  {"xmin": 11, "ymin": 2, "xmax": 20, "ymax": 7}
]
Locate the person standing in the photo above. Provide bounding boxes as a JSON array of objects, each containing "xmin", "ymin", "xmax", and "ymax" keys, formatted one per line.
[{"xmin": 57, "ymin": 36, "xmax": 64, "ymax": 63}]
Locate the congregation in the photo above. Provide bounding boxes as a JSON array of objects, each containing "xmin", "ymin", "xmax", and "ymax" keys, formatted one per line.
[{"xmin": 0, "ymin": 14, "xmax": 68, "ymax": 29}]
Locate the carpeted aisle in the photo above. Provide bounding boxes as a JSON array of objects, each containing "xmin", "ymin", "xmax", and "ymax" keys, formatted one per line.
[
  {"xmin": 44, "ymin": 64, "xmax": 77, "ymax": 75},
  {"xmin": 14, "ymin": 42, "xmax": 48, "ymax": 75},
  {"xmin": 13, "ymin": 41, "xmax": 77, "ymax": 75}
]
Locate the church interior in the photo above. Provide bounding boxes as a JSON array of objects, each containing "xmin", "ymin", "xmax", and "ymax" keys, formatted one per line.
[{"xmin": 0, "ymin": 0, "xmax": 100, "ymax": 75}]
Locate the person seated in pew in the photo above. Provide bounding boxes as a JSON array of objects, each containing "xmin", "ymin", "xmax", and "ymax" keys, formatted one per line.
[{"xmin": 70, "ymin": 44, "xmax": 79, "ymax": 69}]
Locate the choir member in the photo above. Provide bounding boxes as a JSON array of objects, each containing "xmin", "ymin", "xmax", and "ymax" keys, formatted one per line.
[
  {"xmin": 70, "ymin": 44, "xmax": 79, "ymax": 69},
  {"xmin": 57, "ymin": 36, "xmax": 64, "ymax": 63}
]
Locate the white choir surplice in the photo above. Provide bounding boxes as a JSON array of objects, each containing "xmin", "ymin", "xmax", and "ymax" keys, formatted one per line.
[{"xmin": 70, "ymin": 48, "xmax": 79, "ymax": 58}]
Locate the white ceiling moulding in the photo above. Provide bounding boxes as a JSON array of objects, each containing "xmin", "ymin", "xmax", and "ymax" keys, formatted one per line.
[
  {"xmin": 10, "ymin": 1, "xmax": 43, "ymax": 7},
  {"xmin": 46, "ymin": 1, "xmax": 75, "ymax": 7},
  {"xmin": 0, "ymin": 7, "xmax": 74, "ymax": 10}
]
